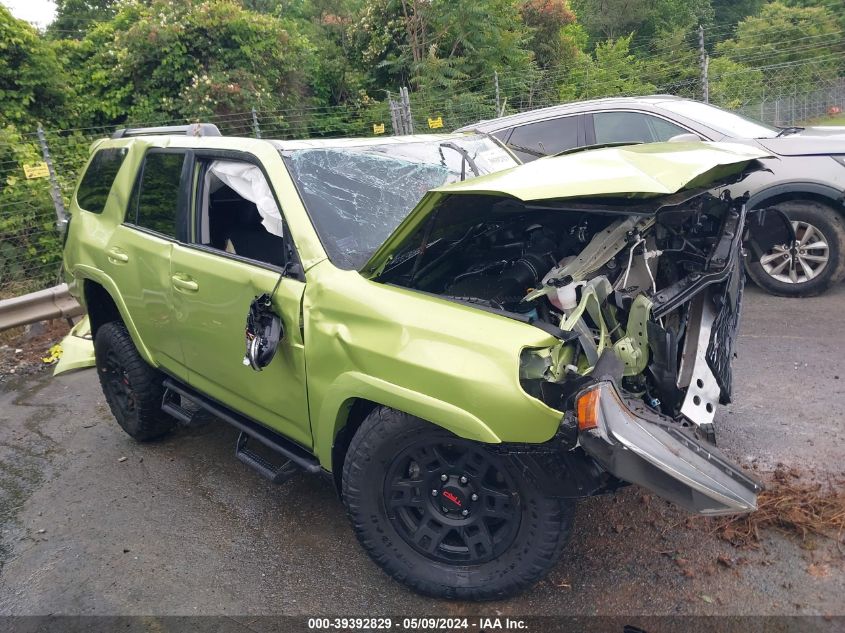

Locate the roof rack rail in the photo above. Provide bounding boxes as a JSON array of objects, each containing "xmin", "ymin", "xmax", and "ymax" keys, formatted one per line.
[{"xmin": 111, "ymin": 123, "xmax": 222, "ymax": 139}]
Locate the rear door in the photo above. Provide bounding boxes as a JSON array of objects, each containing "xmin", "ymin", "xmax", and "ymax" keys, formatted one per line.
[
  {"xmin": 168, "ymin": 152, "xmax": 311, "ymax": 447},
  {"xmin": 104, "ymin": 148, "xmax": 190, "ymax": 375}
]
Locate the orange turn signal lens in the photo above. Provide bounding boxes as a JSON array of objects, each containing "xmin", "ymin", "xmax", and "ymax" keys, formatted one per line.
[{"xmin": 576, "ymin": 389, "xmax": 601, "ymax": 431}]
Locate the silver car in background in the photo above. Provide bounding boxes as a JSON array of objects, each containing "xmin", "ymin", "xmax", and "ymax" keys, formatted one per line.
[{"xmin": 459, "ymin": 95, "xmax": 845, "ymax": 297}]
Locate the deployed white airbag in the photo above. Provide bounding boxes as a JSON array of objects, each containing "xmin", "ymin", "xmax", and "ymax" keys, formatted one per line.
[{"xmin": 208, "ymin": 161, "xmax": 284, "ymax": 237}]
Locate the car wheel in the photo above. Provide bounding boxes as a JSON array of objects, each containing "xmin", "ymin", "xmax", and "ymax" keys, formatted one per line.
[
  {"xmin": 746, "ymin": 200, "xmax": 845, "ymax": 297},
  {"xmin": 94, "ymin": 321, "xmax": 175, "ymax": 441},
  {"xmin": 342, "ymin": 407, "xmax": 575, "ymax": 600}
]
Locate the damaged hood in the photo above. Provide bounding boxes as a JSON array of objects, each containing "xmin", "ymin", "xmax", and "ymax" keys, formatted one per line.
[
  {"xmin": 364, "ymin": 141, "xmax": 768, "ymax": 275},
  {"xmin": 432, "ymin": 141, "xmax": 769, "ymax": 201}
]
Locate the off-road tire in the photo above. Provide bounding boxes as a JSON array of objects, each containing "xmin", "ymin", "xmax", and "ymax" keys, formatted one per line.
[
  {"xmin": 94, "ymin": 321, "xmax": 174, "ymax": 441},
  {"xmin": 342, "ymin": 406, "xmax": 575, "ymax": 600},
  {"xmin": 747, "ymin": 200, "xmax": 845, "ymax": 297}
]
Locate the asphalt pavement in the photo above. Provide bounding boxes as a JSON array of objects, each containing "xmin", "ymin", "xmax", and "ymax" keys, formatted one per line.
[{"xmin": 0, "ymin": 284, "xmax": 843, "ymax": 619}]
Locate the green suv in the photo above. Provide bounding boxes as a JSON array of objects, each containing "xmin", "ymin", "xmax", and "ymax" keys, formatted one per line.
[{"xmin": 61, "ymin": 124, "xmax": 767, "ymax": 599}]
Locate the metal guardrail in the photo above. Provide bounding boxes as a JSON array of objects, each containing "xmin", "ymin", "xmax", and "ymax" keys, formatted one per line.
[{"xmin": 0, "ymin": 284, "xmax": 83, "ymax": 332}]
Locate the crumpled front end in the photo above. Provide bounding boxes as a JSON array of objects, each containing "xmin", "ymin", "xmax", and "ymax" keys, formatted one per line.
[
  {"xmin": 576, "ymin": 381, "xmax": 761, "ymax": 515},
  {"xmin": 373, "ymin": 143, "xmax": 768, "ymax": 516}
]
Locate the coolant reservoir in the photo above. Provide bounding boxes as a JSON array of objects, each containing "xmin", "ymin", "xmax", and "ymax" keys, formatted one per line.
[{"xmin": 554, "ymin": 282, "xmax": 579, "ymax": 311}]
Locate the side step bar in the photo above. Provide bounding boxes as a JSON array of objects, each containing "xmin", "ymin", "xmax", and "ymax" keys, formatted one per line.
[
  {"xmin": 161, "ymin": 379, "xmax": 322, "ymax": 479},
  {"xmin": 236, "ymin": 432, "xmax": 300, "ymax": 483}
]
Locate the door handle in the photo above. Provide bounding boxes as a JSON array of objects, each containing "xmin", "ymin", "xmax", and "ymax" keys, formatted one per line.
[
  {"xmin": 171, "ymin": 274, "xmax": 199, "ymax": 292},
  {"xmin": 107, "ymin": 247, "xmax": 129, "ymax": 264}
]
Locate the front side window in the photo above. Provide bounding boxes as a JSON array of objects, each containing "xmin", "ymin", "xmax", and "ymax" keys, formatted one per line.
[
  {"xmin": 76, "ymin": 148, "xmax": 128, "ymax": 214},
  {"xmin": 127, "ymin": 152, "xmax": 185, "ymax": 238},
  {"xmin": 593, "ymin": 111, "xmax": 689, "ymax": 145},
  {"xmin": 194, "ymin": 159, "xmax": 287, "ymax": 268},
  {"xmin": 507, "ymin": 117, "xmax": 580, "ymax": 161}
]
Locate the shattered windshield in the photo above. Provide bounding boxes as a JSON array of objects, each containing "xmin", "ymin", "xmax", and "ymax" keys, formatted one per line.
[{"xmin": 283, "ymin": 135, "xmax": 518, "ymax": 269}]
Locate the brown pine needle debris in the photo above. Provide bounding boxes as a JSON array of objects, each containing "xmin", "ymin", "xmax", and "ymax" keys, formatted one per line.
[{"xmin": 710, "ymin": 466, "xmax": 845, "ymax": 549}]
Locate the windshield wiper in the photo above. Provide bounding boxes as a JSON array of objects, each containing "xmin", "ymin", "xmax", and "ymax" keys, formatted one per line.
[
  {"xmin": 775, "ymin": 126, "xmax": 804, "ymax": 137},
  {"xmin": 504, "ymin": 142, "xmax": 548, "ymax": 158},
  {"xmin": 439, "ymin": 142, "xmax": 481, "ymax": 180}
]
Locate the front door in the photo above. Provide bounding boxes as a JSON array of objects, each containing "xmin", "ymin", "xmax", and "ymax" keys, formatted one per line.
[{"xmin": 169, "ymin": 154, "xmax": 311, "ymax": 447}]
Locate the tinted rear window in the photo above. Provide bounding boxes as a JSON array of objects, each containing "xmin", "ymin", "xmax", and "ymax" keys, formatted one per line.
[
  {"xmin": 128, "ymin": 152, "xmax": 185, "ymax": 238},
  {"xmin": 76, "ymin": 148, "xmax": 128, "ymax": 214}
]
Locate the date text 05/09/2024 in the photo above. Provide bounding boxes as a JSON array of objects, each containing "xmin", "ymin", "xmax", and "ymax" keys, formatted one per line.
[{"xmin": 307, "ymin": 617, "xmax": 529, "ymax": 630}]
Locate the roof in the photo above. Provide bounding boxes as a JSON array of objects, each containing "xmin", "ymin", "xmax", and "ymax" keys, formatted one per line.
[
  {"xmin": 270, "ymin": 133, "xmax": 467, "ymax": 151},
  {"xmin": 456, "ymin": 95, "xmax": 686, "ymax": 133},
  {"xmin": 99, "ymin": 130, "xmax": 474, "ymax": 151}
]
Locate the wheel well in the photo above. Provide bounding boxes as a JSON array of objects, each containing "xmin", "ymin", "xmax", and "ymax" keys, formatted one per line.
[
  {"xmin": 84, "ymin": 280, "xmax": 122, "ymax": 336},
  {"xmin": 331, "ymin": 398, "xmax": 379, "ymax": 497},
  {"xmin": 751, "ymin": 191, "xmax": 844, "ymax": 215}
]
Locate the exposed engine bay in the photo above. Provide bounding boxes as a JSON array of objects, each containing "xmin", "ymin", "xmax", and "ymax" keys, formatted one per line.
[{"xmin": 378, "ymin": 189, "xmax": 748, "ymax": 436}]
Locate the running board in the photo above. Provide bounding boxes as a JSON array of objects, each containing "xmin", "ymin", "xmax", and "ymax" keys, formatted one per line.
[
  {"xmin": 236, "ymin": 432, "xmax": 300, "ymax": 483},
  {"xmin": 161, "ymin": 378, "xmax": 322, "ymax": 476}
]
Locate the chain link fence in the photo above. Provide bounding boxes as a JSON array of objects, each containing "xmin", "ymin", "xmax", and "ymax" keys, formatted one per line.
[{"xmin": 2, "ymin": 47, "xmax": 843, "ymax": 300}]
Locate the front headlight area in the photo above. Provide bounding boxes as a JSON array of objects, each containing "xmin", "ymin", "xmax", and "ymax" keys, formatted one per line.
[{"xmin": 573, "ymin": 381, "xmax": 762, "ymax": 516}]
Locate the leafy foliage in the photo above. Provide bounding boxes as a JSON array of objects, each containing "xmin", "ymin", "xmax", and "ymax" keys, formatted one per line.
[{"xmin": 0, "ymin": 6, "xmax": 69, "ymax": 128}]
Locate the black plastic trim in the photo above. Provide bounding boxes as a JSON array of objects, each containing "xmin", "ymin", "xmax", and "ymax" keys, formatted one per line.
[{"xmin": 162, "ymin": 378, "xmax": 322, "ymax": 474}]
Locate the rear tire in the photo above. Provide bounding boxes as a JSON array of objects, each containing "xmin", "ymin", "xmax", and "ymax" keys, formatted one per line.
[
  {"xmin": 94, "ymin": 321, "xmax": 174, "ymax": 441},
  {"xmin": 746, "ymin": 200, "xmax": 845, "ymax": 297},
  {"xmin": 342, "ymin": 407, "xmax": 575, "ymax": 600}
]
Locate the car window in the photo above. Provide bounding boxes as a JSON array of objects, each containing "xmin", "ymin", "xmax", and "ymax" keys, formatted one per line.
[
  {"xmin": 128, "ymin": 152, "xmax": 185, "ymax": 238},
  {"xmin": 507, "ymin": 117, "xmax": 579, "ymax": 161},
  {"xmin": 594, "ymin": 111, "xmax": 688, "ymax": 144},
  {"xmin": 648, "ymin": 115, "xmax": 690, "ymax": 141},
  {"xmin": 283, "ymin": 134, "xmax": 518, "ymax": 270},
  {"xmin": 195, "ymin": 159, "xmax": 287, "ymax": 268},
  {"xmin": 76, "ymin": 148, "xmax": 128, "ymax": 214}
]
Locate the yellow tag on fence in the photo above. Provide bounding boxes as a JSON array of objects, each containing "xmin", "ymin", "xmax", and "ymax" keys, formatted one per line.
[
  {"xmin": 373, "ymin": 123, "xmax": 385, "ymax": 135},
  {"xmin": 427, "ymin": 116, "xmax": 444, "ymax": 129},
  {"xmin": 23, "ymin": 162, "xmax": 49, "ymax": 179}
]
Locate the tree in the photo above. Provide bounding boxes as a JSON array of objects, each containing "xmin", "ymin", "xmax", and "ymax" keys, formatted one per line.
[
  {"xmin": 0, "ymin": 5, "xmax": 68, "ymax": 128},
  {"xmin": 559, "ymin": 34, "xmax": 656, "ymax": 99},
  {"xmin": 64, "ymin": 0, "xmax": 316, "ymax": 125},
  {"xmin": 710, "ymin": 0, "xmax": 764, "ymax": 32},
  {"xmin": 570, "ymin": 0, "xmax": 652, "ymax": 40},
  {"xmin": 715, "ymin": 2, "xmax": 841, "ymax": 97},
  {"xmin": 350, "ymin": 0, "xmax": 535, "ymax": 92},
  {"xmin": 48, "ymin": 0, "xmax": 117, "ymax": 40},
  {"xmin": 520, "ymin": 0, "xmax": 579, "ymax": 70},
  {"xmin": 572, "ymin": 0, "xmax": 713, "ymax": 47}
]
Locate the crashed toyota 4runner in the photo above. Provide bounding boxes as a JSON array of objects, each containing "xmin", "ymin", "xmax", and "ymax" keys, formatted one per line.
[{"xmin": 60, "ymin": 124, "xmax": 766, "ymax": 600}]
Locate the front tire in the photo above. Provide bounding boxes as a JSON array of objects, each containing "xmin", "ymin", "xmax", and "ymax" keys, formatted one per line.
[
  {"xmin": 342, "ymin": 407, "xmax": 575, "ymax": 600},
  {"xmin": 94, "ymin": 321, "xmax": 175, "ymax": 441},
  {"xmin": 746, "ymin": 200, "xmax": 845, "ymax": 297}
]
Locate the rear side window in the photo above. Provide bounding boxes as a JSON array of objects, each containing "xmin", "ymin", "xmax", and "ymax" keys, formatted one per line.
[
  {"xmin": 507, "ymin": 117, "xmax": 580, "ymax": 162},
  {"xmin": 127, "ymin": 152, "xmax": 185, "ymax": 238},
  {"xmin": 76, "ymin": 148, "xmax": 127, "ymax": 214}
]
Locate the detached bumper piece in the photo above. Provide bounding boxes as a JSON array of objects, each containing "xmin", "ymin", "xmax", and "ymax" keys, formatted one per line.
[{"xmin": 577, "ymin": 382, "xmax": 761, "ymax": 516}]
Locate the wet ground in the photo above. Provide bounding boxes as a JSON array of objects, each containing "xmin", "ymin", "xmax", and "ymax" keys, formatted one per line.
[{"xmin": 0, "ymin": 285, "xmax": 843, "ymax": 619}]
